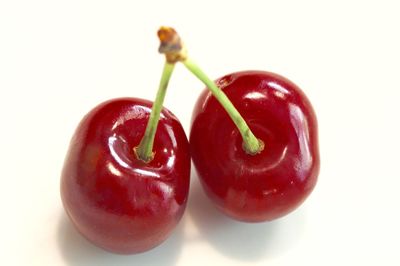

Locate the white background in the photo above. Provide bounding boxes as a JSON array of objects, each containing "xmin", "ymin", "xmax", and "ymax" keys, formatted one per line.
[{"xmin": 1, "ymin": 0, "xmax": 399, "ymax": 265}]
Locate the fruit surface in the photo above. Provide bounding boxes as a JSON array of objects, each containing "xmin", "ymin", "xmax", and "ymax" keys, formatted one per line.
[
  {"xmin": 61, "ymin": 98, "xmax": 190, "ymax": 254},
  {"xmin": 190, "ymin": 71, "xmax": 320, "ymax": 222}
]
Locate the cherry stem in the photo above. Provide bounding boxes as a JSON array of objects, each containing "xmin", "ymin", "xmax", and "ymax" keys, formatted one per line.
[
  {"xmin": 156, "ymin": 26, "xmax": 263, "ymax": 154},
  {"xmin": 134, "ymin": 61, "xmax": 175, "ymax": 162},
  {"xmin": 182, "ymin": 58, "xmax": 263, "ymax": 154}
]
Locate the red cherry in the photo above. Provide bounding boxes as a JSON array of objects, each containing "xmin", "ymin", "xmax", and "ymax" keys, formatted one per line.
[
  {"xmin": 190, "ymin": 71, "xmax": 320, "ymax": 222},
  {"xmin": 61, "ymin": 98, "xmax": 190, "ymax": 254}
]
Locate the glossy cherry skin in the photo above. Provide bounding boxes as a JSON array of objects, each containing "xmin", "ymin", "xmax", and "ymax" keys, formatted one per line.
[
  {"xmin": 61, "ymin": 98, "xmax": 190, "ymax": 254},
  {"xmin": 190, "ymin": 71, "xmax": 320, "ymax": 222}
]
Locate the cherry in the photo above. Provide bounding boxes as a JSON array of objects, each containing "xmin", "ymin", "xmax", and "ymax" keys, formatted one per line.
[
  {"xmin": 158, "ymin": 27, "xmax": 320, "ymax": 222},
  {"xmin": 61, "ymin": 63, "xmax": 190, "ymax": 253},
  {"xmin": 190, "ymin": 71, "xmax": 319, "ymax": 222}
]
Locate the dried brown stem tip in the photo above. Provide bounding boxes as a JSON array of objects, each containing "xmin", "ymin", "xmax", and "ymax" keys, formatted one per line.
[{"xmin": 157, "ymin": 26, "xmax": 187, "ymax": 63}]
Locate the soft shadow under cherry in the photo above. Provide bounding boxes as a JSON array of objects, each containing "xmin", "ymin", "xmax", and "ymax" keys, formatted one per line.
[{"xmin": 188, "ymin": 173, "xmax": 307, "ymax": 261}]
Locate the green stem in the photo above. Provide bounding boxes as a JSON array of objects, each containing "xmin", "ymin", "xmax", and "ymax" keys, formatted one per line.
[
  {"xmin": 182, "ymin": 58, "xmax": 263, "ymax": 154},
  {"xmin": 135, "ymin": 61, "xmax": 175, "ymax": 162}
]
